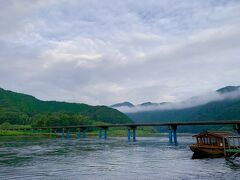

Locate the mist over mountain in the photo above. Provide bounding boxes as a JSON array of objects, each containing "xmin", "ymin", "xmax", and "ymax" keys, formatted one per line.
[
  {"xmin": 111, "ymin": 102, "xmax": 134, "ymax": 108},
  {"xmin": 139, "ymin": 102, "xmax": 162, "ymax": 107},
  {"xmin": 111, "ymin": 86, "xmax": 240, "ymax": 132},
  {"xmin": 217, "ymin": 86, "xmax": 240, "ymax": 94},
  {"xmin": 111, "ymin": 101, "xmax": 167, "ymax": 110},
  {"xmin": 113, "ymin": 86, "xmax": 240, "ymax": 113}
]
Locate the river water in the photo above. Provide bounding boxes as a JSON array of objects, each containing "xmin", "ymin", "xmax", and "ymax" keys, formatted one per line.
[{"xmin": 0, "ymin": 136, "xmax": 239, "ymax": 180}]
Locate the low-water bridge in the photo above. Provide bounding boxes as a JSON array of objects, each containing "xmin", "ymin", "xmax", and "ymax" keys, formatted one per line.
[{"xmin": 2, "ymin": 120, "xmax": 240, "ymax": 144}]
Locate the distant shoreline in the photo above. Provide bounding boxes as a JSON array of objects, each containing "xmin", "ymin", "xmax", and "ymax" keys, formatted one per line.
[{"xmin": 0, "ymin": 130, "xmax": 195, "ymax": 138}]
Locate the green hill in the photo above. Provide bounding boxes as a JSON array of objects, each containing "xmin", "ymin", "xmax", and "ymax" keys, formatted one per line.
[
  {"xmin": 217, "ymin": 86, "xmax": 240, "ymax": 94},
  {"xmin": 126, "ymin": 86, "xmax": 240, "ymax": 132},
  {"xmin": 0, "ymin": 88, "xmax": 132, "ymax": 127},
  {"xmin": 111, "ymin": 102, "xmax": 134, "ymax": 108}
]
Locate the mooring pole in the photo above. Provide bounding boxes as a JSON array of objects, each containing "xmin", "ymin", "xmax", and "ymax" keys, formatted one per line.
[{"xmin": 128, "ymin": 128, "xmax": 131, "ymax": 142}]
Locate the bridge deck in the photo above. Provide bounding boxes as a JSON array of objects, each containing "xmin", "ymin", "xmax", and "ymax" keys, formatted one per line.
[{"xmin": 1, "ymin": 120, "xmax": 240, "ymax": 130}]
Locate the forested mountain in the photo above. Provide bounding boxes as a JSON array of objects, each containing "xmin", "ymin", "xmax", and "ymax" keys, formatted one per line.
[
  {"xmin": 0, "ymin": 88, "xmax": 132, "ymax": 127},
  {"xmin": 115, "ymin": 86, "xmax": 240, "ymax": 132},
  {"xmin": 111, "ymin": 102, "xmax": 134, "ymax": 108},
  {"xmin": 217, "ymin": 86, "xmax": 240, "ymax": 94},
  {"xmin": 111, "ymin": 101, "xmax": 166, "ymax": 108}
]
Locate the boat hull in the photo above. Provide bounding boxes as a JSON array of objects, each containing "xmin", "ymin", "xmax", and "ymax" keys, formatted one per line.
[{"xmin": 190, "ymin": 144, "xmax": 224, "ymax": 159}]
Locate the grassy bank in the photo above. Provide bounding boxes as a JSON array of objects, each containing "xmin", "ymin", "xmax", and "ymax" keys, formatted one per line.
[
  {"xmin": 0, "ymin": 126, "xmax": 159, "ymax": 137},
  {"xmin": 0, "ymin": 130, "xmax": 59, "ymax": 137},
  {"xmin": 86, "ymin": 127, "xmax": 160, "ymax": 137}
]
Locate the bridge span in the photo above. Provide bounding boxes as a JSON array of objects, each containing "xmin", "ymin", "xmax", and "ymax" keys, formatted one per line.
[{"xmin": 1, "ymin": 120, "xmax": 240, "ymax": 144}]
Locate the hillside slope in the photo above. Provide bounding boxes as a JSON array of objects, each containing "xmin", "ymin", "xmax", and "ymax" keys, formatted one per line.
[
  {"xmin": 0, "ymin": 88, "xmax": 132, "ymax": 126},
  {"xmin": 125, "ymin": 86, "xmax": 240, "ymax": 132}
]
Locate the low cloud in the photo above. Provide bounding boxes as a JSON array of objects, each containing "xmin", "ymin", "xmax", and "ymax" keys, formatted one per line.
[{"xmin": 116, "ymin": 90, "xmax": 240, "ymax": 113}]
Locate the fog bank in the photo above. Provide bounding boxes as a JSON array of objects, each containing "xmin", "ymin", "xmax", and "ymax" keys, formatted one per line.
[{"xmin": 115, "ymin": 90, "xmax": 240, "ymax": 113}]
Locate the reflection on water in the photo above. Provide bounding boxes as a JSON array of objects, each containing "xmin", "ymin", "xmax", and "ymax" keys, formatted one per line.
[{"xmin": 0, "ymin": 136, "xmax": 239, "ymax": 180}]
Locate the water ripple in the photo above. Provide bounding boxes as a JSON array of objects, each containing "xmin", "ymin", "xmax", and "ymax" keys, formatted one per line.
[{"xmin": 0, "ymin": 136, "xmax": 239, "ymax": 179}]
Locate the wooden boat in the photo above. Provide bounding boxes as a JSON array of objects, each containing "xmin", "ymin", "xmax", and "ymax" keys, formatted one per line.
[{"xmin": 190, "ymin": 131, "xmax": 232, "ymax": 159}]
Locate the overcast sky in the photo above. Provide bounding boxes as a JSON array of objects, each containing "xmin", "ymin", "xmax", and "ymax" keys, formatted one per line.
[{"xmin": 1, "ymin": 0, "xmax": 240, "ymax": 105}]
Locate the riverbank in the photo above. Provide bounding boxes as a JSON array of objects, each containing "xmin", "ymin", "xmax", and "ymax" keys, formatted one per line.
[{"xmin": 0, "ymin": 127, "xmax": 159, "ymax": 137}]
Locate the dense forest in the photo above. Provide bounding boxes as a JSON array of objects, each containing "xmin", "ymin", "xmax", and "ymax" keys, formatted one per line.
[
  {"xmin": 0, "ymin": 88, "xmax": 132, "ymax": 127},
  {"xmin": 127, "ymin": 86, "xmax": 240, "ymax": 132}
]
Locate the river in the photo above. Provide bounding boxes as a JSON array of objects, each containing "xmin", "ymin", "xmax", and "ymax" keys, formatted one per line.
[{"xmin": 0, "ymin": 136, "xmax": 239, "ymax": 179}]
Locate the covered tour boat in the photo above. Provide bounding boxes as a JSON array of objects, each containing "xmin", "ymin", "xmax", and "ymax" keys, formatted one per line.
[{"xmin": 190, "ymin": 131, "xmax": 232, "ymax": 159}]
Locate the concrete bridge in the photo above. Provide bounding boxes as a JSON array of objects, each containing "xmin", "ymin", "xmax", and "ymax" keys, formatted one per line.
[{"xmin": 2, "ymin": 120, "xmax": 240, "ymax": 144}]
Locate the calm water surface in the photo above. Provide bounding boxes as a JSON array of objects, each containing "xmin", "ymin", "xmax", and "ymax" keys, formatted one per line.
[{"xmin": 0, "ymin": 136, "xmax": 239, "ymax": 180}]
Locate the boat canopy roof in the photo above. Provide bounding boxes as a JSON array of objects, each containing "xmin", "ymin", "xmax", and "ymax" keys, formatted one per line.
[{"xmin": 193, "ymin": 131, "xmax": 232, "ymax": 138}]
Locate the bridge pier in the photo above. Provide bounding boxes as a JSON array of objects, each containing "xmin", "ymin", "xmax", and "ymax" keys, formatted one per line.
[
  {"xmin": 133, "ymin": 127, "xmax": 136, "ymax": 142},
  {"xmin": 173, "ymin": 129, "xmax": 177, "ymax": 145},
  {"xmin": 169, "ymin": 125, "xmax": 177, "ymax": 145},
  {"xmin": 98, "ymin": 127, "xmax": 108, "ymax": 140},
  {"xmin": 104, "ymin": 128, "xmax": 108, "ymax": 140},
  {"xmin": 128, "ymin": 129, "xmax": 131, "ymax": 141},
  {"xmin": 172, "ymin": 125, "xmax": 178, "ymax": 145},
  {"xmin": 128, "ymin": 126, "xmax": 137, "ymax": 142}
]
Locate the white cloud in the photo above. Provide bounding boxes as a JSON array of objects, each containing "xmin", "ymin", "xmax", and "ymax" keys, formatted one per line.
[
  {"xmin": 42, "ymin": 39, "xmax": 103, "ymax": 68},
  {"xmin": 0, "ymin": 0, "xmax": 240, "ymax": 105}
]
